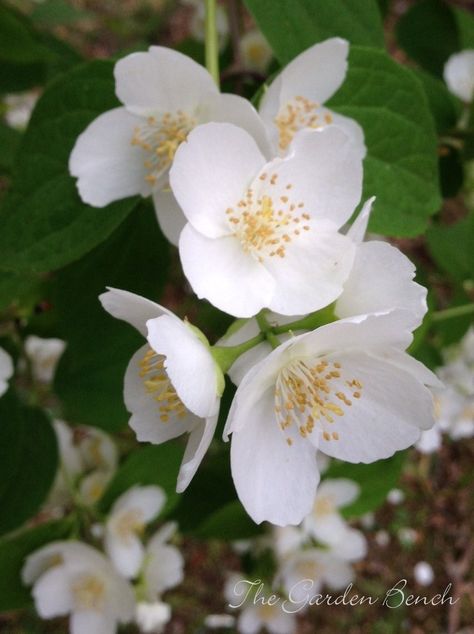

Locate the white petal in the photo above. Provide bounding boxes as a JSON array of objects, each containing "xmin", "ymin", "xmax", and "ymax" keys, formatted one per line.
[
  {"xmin": 179, "ymin": 224, "xmax": 275, "ymax": 318},
  {"xmin": 443, "ymin": 50, "xmax": 474, "ymax": 103},
  {"xmin": 238, "ymin": 607, "xmax": 264, "ymax": 634},
  {"xmin": 152, "ymin": 188, "xmax": 186, "ymax": 246},
  {"xmin": 70, "ymin": 611, "xmax": 117, "ymax": 634},
  {"xmin": 263, "ymin": 126, "xmax": 363, "ymax": 229},
  {"xmin": 170, "ymin": 122, "xmax": 266, "ymax": 238},
  {"xmin": 230, "ymin": 385, "xmax": 320, "ymax": 525},
  {"xmin": 319, "ymin": 552, "xmax": 354, "ymax": 589},
  {"xmin": 146, "ymin": 314, "xmax": 219, "ymax": 417},
  {"xmin": 330, "ymin": 527, "xmax": 367, "ymax": 561},
  {"xmin": 114, "ymin": 46, "xmax": 217, "ymax": 115},
  {"xmin": 105, "ymin": 531, "xmax": 144, "ymax": 579},
  {"xmin": 99, "ymin": 288, "xmax": 169, "ymax": 336},
  {"xmin": 144, "ymin": 544, "xmax": 184, "ymax": 599},
  {"xmin": 111, "ymin": 485, "xmax": 166, "ymax": 522},
  {"xmin": 416, "ymin": 425, "xmax": 442, "ymax": 454},
  {"xmin": 69, "ymin": 107, "xmax": 150, "ymax": 206},
  {"xmin": 346, "ymin": 197, "xmax": 375, "ymax": 243},
  {"xmin": 125, "ymin": 346, "xmax": 198, "ymax": 444},
  {"xmin": 227, "ymin": 341, "xmax": 272, "ymax": 386},
  {"xmin": 201, "ymin": 92, "xmax": 272, "ymax": 158},
  {"xmin": 177, "ymin": 414, "xmax": 219, "ymax": 492},
  {"xmin": 317, "ymin": 478, "xmax": 360, "ymax": 508},
  {"xmin": 316, "ymin": 351, "xmax": 435, "ymax": 462},
  {"xmin": 336, "ymin": 241, "xmax": 427, "ymax": 329},
  {"xmin": 259, "ymin": 38, "xmax": 349, "ymax": 140},
  {"xmin": 304, "ymin": 512, "xmax": 349, "ymax": 546},
  {"xmin": 266, "ymin": 229, "xmax": 356, "ymax": 315},
  {"xmin": 0, "ymin": 346, "xmax": 13, "ymax": 396},
  {"xmin": 32, "ymin": 567, "xmax": 73, "ymax": 618},
  {"xmin": 328, "ymin": 112, "xmax": 366, "ymax": 157}
]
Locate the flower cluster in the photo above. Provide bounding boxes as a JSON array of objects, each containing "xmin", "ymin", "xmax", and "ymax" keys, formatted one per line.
[
  {"xmin": 70, "ymin": 38, "xmax": 440, "ymax": 528},
  {"xmin": 224, "ymin": 477, "xmax": 367, "ymax": 634}
]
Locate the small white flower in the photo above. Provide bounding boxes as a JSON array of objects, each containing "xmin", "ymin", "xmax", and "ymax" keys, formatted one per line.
[
  {"xmin": 105, "ymin": 485, "xmax": 165, "ymax": 579},
  {"xmin": 141, "ymin": 522, "xmax": 184, "ymax": 600},
  {"xmin": 386, "ymin": 488, "xmax": 405, "ymax": 505},
  {"xmin": 171, "ymin": 123, "xmax": 363, "ymax": 317},
  {"xmin": 272, "ymin": 525, "xmax": 306, "ymax": 560},
  {"xmin": 240, "ymin": 30, "xmax": 273, "ymax": 74},
  {"xmin": 4, "ymin": 91, "xmax": 38, "ymax": 129},
  {"xmin": 443, "ymin": 50, "xmax": 474, "ymax": 103},
  {"xmin": 78, "ymin": 426, "xmax": 118, "ymax": 474},
  {"xmin": 79, "ymin": 470, "xmax": 114, "ymax": 506},
  {"xmin": 0, "ymin": 346, "xmax": 14, "ymax": 396},
  {"xmin": 375, "ymin": 530, "xmax": 390, "ymax": 547},
  {"xmin": 225, "ymin": 311, "xmax": 440, "ymax": 525},
  {"xmin": 220, "ymin": 198, "xmax": 428, "ymax": 385},
  {"xmin": 100, "ymin": 287, "xmax": 222, "ymax": 492},
  {"xmin": 302, "ymin": 478, "xmax": 360, "ymax": 546},
  {"xmin": 24, "ymin": 335, "xmax": 66, "ymax": 383},
  {"xmin": 258, "ymin": 38, "xmax": 365, "ymax": 155},
  {"xmin": 47, "ymin": 420, "xmax": 84, "ymax": 509},
  {"xmin": 69, "ymin": 46, "xmax": 269, "ymax": 245},
  {"xmin": 136, "ymin": 600, "xmax": 171, "ymax": 633},
  {"xmin": 413, "ymin": 561, "xmax": 434, "ymax": 586},
  {"xmin": 204, "ymin": 614, "xmax": 236, "ymax": 629},
  {"xmin": 415, "ymin": 423, "xmax": 443, "ymax": 454},
  {"xmin": 22, "ymin": 541, "xmax": 135, "ymax": 634}
]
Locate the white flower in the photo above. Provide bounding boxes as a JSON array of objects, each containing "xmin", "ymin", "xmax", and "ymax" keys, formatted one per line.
[
  {"xmin": 413, "ymin": 561, "xmax": 434, "ymax": 586},
  {"xmin": 79, "ymin": 470, "xmax": 114, "ymax": 506},
  {"xmin": 258, "ymin": 38, "xmax": 365, "ymax": 155},
  {"xmin": 69, "ymin": 46, "xmax": 269, "ymax": 245},
  {"xmin": 415, "ymin": 423, "xmax": 443, "ymax": 454},
  {"xmin": 225, "ymin": 311, "xmax": 440, "ymax": 525},
  {"xmin": 204, "ymin": 614, "xmax": 236, "ymax": 629},
  {"xmin": 240, "ymin": 30, "xmax": 273, "ymax": 74},
  {"xmin": 24, "ymin": 335, "xmax": 66, "ymax": 383},
  {"xmin": 443, "ymin": 50, "xmax": 474, "ymax": 103},
  {"xmin": 4, "ymin": 91, "xmax": 38, "ymax": 129},
  {"xmin": 302, "ymin": 478, "xmax": 360, "ymax": 546},
  {"xmin": 136, "ymin": 601, "xmax": 171, "ymax": 633},
  {"xmin": 171, "ymin": 123, "xmax": 363, "ymax": 317},
  {"xmin": 0, "ymin": 346, "xmax": 14, "ymax": 396},
  {"xmin": 141, "ymin": 522, "xmax": 184, "ymax": 600},
  {"xmin": 100, "ymin": 287, "xmax": 222, "ymax": 492},
  {"xmin": 386, "ymin": 488, "xmax": 405, "ymax": 505},
  {"xmin": 219, "ymin": 197, "xmax": 428, "ymax": 384},
  {"xmin": 78, "ymin": 426, "xmax": 118, "ymax": 473},
  {"xmin": 47, "ymin": 420, "xmax": 84, "ymax": 509},
  {"xmin": 278, "ymin": 545, "xmax": 358, "ymax": 605},
  {"xmin": 105, "ymin": 485, "xmax": 165, "ymax": 579},
  {"xmin": 22, "ymin": 541, "xmax": 135, "ymax": 634},
  {"xmin": 272, "ymin": 525, "xmax": 306, "ymax": 560}
]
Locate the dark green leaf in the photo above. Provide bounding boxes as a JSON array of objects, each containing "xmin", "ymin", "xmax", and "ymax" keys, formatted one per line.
[
  {"xmin": 427, "ymin": 212, "xmax": 474, "ymax": 281},
  {"xmin": 244, "ymin": 0, "xmax": 384, "ymax": 66},
  {"xmin": 0, "ymin": 519, "xmax": 72, "ymax": 611},
  {"xmin": 0, "ymin": 122, "xmax": 21, "ymax": 170},
  {"xmin": 413, "ymin": 68, "xmax": 460, "ymax": 133},
  {"xmin": 0, "ymin": 398, "xmax": 58, "ymax": 536},
  {"xmin": 196, "ymin": 500, "xmax": 261, "ymax": 540},
  {"xmin": 0, "ymin": 60, "xmax": 139, "ymax": 273},
  {"xmin": 454, "ymin": 6, "xmax": 474, "ymax": 49},
  {"xmin": 31, "ymin": 0, "xmax": 92, "ymax": 26},
  {"xmin": 396, "ymin": 0, "xmax": 459, "ymax": 76},
  {"xmin": 329, "ymin": 47, "xmax": 441, "ymax": 236}
]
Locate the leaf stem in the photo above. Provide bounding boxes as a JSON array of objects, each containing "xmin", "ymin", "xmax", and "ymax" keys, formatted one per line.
[
  {"xmin": 205, "ymin": 0, "xmax": 220, "ymax": 87},
  {"xmin": 256, "ymin": 311, "xmax": 281, "ymax": 349},
  {"xmin": 431, "ymin": 303, "xmax": 474, "ymax": 322},
  {"xmin": 212, "ymin": 333, "xmax": 265, "ymax": 373}
]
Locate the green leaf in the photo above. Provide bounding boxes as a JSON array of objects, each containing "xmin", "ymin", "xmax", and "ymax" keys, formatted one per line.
[
  {"xmin": 0, "ymin": 519, "xmax": 72, "ymax": 611},
  {"xmin": 31, "ymin": 0, "xmax": 92, "ymax": 26},
  {"xmin": 53, "ymin": 203, "xmax": 169, "ymax": 430},
  {"xmin": 0, "ymin": 2, "xmax": 52, "ymax": 65},
  {"xmin": 196, "ymin": 500, "xmax": 262, "ymax": 540},
  {"xmin": 99, "ymin": 443, "xmax": 183, "ymax": 517},
  {"xmin": 413, "ymin": 68, "xmax": 460, "ymax": 133},
  {"xmin": 454, "ymin": 6, "xmax": 474, "ymax": 49},
  {"xmin": 244, "ymin": 0, "xmax": 384, "ymax": 66},
  {"xmin": 396, "ymin": 0, "xmax": 459, "ymax": 76},
  {"xmin": 0, "ymin": 271, "xmax": 40, "ymax": 312},
  {"xmin": 427, "ymin": 212, "xmax": 474, "ymax": 281},
  {"xmin": 0, "ymin": 122, "xmax": 21, "ymax": 171},
  {"xmin": 0, "ymin": 395, "xmax": 59, "ymax": 536},
  {"xmin": 328, "ymin": 47, "xmax": 441, "ymax": 236},
  {"xmin": 0, "ymin": 60, "xmax": 139, "ymax": 274},
  {"xmin": 325, "ymin": 452, "xmax": 406, "ymax": 517}
]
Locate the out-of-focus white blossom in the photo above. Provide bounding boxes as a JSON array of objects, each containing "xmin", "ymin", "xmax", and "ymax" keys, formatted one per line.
[{"xmin": 24, "ymin": 335, "xmax": 66, "ymax": 383}]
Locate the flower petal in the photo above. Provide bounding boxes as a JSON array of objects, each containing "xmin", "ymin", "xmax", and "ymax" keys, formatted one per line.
[
  {"xmin": 152, "ymin": 188, "xmax": 186, "ymax": 246},
  {"xmin": 230, "ymin": 385, "xmax": 320, "ymax": 525},
  {"xmin": 177, "ymin": 414, "xmax": 219, "ymax": 492},
  {"xmin": 317, "ymin": 478, "xmax": 360, "ymax": 508},
  {"xmin": 70, "ymin": 611, "xmax": 117, "ymax": 634},
  {"xmin": 170, "ymin": 122, "xmax": 266, "ymax": 239},
  {"xmin": 114, "ymin": 46, "xmax": 217, "ymax": 115},
  {"xmin": 32, "ymin": 567, "xmax": 73, "ymax": 618},
  {"xmin": 99, "ymin": 288, "xmax": 169, "ymax": 336},
  {"xmin": 179, "ymin": 224, "xmax": 275, "ymax": 318},
  {"xmin": 345, "ymin": 197, "xmax": 375, "ymax": 243},
  {"xmin": 144, "ymin": 544, "xmax": 184, "ymax": 599},
  {"xmin": 105, "ymin": 531, "xmax": 144, "ymax": 579},
  {"xmin": 335, "ymin": 240, "xmax": 428, "ymax": 329},
  {"xmin": 111, "ymin": 485, "xmax": 166, "ymax": 521},
  {"xmin": 69, "ymin": 107, "xmax": 150, "ymax": 206}
]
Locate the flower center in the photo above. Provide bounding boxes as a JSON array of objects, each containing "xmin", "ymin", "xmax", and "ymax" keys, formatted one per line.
[
  {"xmin": 72, "ymin": 573, "xmax": 106, "ymax": 611},
  {"xmin": 296, "ymin": 559, "xmax": 320, "ymax": 580},
  {"xmin": 274, "ymin": 96, "xmax": 333, "ymax": 152},
  {"xmin": 139, "ymin": 348, "xmax": 186, "ymax": 422},
  {"xmin": 114, "ymin": 508, "xmax": 145, "ymax": 543},
  {"xmin": 131, "ymin": 111, "xmax": 195, "ymax": 186},
  {"xmin": 225, "ymin": 174, "xmax": 311, "ymax": 262},
  {"xmin": 314, "ymin": 495, "xmax": 335, "ymax": 517},
  {"xmin": 274, "ymin": 358, "xmax": 363, "ymax": 446}
]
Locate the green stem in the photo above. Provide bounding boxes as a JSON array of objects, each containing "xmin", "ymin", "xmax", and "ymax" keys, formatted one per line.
[
  {"xmin": 431, "ymin": 303, "xmax": 474, "ymax": 322},
  {"xmin": 205, "ymin": 0, "xmax": 220, "ymax": 87},
  {"xmin": 256, "ymin": 311, "xmax": 281, "ymax": 349},
  {"xmin": 212, "ymin": 333, "xmax": 265, "ymax": 373},
  {"xmin": 273, "ymin": 306, "xmax": 336, "ymax": 335}
]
